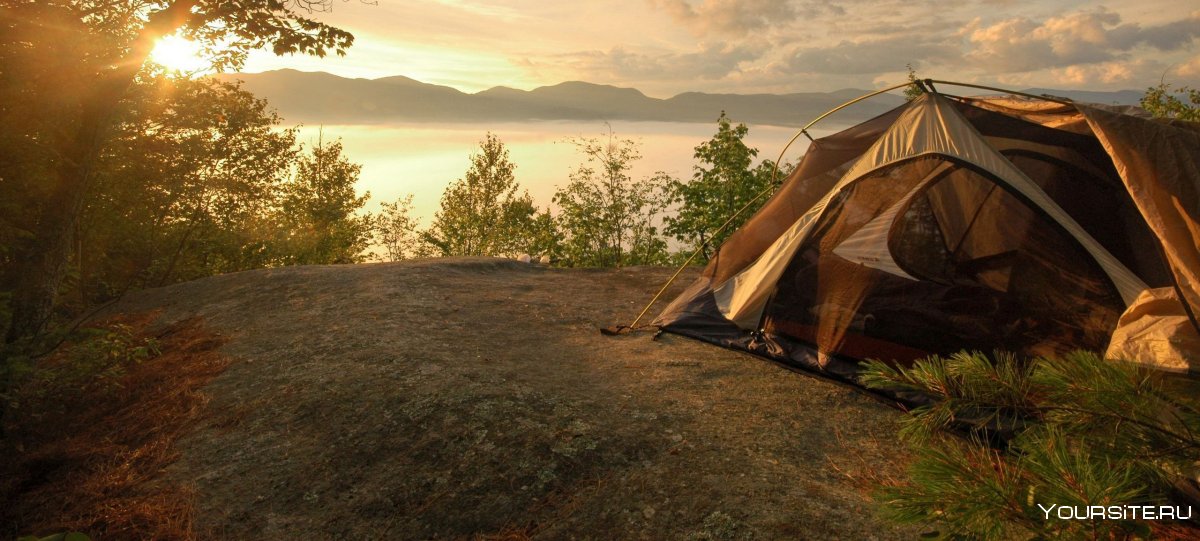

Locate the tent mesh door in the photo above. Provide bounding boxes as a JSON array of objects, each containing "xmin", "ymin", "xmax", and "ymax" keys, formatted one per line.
[{"xmin": 761, "ymin": 156, "xmax": 1124, "ymax": 363}]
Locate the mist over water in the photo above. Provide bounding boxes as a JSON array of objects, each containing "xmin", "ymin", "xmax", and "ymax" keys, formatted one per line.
[{"xmin": 293, "ymin": 121, "xmax": 843, "ymax": 223}]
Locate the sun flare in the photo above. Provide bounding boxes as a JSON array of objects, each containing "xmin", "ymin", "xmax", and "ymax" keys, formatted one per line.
[{"xmin": 150, "ymin": 35, "xmax": 208, "ymax": 74}]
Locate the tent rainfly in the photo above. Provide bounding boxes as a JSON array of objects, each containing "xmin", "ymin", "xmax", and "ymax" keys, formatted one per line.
[{"xmin": 652, "ymin": 89, "xmax": 1200, "ymax": 381}]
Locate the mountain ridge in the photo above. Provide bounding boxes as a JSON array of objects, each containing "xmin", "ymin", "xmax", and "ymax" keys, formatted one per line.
[{"xmin": 212, "ymin": 69, "xmax": 1144, "ymax": 127}]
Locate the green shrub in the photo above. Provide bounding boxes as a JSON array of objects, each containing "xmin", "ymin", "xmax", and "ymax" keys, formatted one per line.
[
  {"xmin": 3, "ymin": 323, "xmax": 159, "ymax": 424},
  {"xmin": 1142, "ymin": 84, "xmax": 1200, "ymax": 121},
  {"xmin": 63, "ymin": 324, "xmax": 160, "ymax": 389},
  {"xmin": 861, "ymin": 350, "xmax": 1199, "ymax": 540}
]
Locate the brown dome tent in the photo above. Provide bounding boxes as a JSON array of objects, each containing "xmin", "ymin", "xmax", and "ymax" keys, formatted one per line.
[{"xmin": 647, "ymin": 83, "xmax": 1200, "ymax": 383}]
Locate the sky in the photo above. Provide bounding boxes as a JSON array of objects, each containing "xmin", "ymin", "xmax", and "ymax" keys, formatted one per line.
[{"xmin": 237, "ymin": 0, "xmax": 1200, "ymax": 96}]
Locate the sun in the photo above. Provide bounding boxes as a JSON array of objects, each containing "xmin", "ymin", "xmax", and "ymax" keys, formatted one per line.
[{"xmin": 149, "ymin": 35, "xmax": 209, "ymax": 74}]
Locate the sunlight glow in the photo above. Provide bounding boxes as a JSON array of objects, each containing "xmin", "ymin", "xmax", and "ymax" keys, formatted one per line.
[{"xmin": 150, "ymin": 35, "xmax": 209, "ymax": 74}]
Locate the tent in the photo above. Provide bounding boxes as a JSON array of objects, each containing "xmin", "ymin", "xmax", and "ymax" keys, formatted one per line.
[{"xmin": 651, "ymin": 85, "xmax": 1200, "ymax": 382}]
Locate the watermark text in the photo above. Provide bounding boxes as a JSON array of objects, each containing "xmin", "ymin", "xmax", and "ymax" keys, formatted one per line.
[{"xmin": 1037, "ymin": 504, "xmax": 1193, "ymax": 521}]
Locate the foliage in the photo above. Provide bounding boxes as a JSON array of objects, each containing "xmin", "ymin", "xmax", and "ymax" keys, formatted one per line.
[
  {"xmin": 2, "ymin": 0, "xmax": 356, "ymax": 341},
  {"xmin": 4, "ymin": 73, "xmax": 376, "ymax": 312},
  {"xmin": 78, "ymin": 74, "xmax": 300, "ymax": 299},
  {"xmin": 861, "ymin": 350, "xmax": 1199, "ymax": 540},
  {"xmin": 904, "ymin": 63, "xmax": 924, "ymax": 101},
  {"xmin": 2, "ymin": 68, "xmax": 376, "ymax": 343},
  {"xmin": 663, "ymin": 112, "xmax": 783, "ymax": 261},
  {"xmin": 424, "ymin": 133, "xmax": 543, "ymax": 257},
  {"xmin": 553, "ymin": 132, "xmax": 672, "ymax": 267},
  {"xmin": 68, "ymin": 324, "xmax": 161, "ymax": 380},
  {"xmin": 374, "ymin": 194, "xmax": 427, "ymax": 261},
  {"xmin": 3, "ymin": 323, "xmax": 160, "ymax": 425},
  {"xmin": 276, "ymin": 135, "xmax": 373, "ymax": 265},
  {"xmin": 526, "ymin": 209, "xmax": 564, "ymax": 262},
  {"xmin": 1142, "ymin": 83, "xmax": 1200, "ymax": 121}
]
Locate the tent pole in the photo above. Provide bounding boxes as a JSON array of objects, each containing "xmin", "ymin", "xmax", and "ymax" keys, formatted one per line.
[
  {"xmin": 625, "ymin": 180, "xmax": 778, "ymax": 330},
  {"xmin": 927, "ymin": 80, "xmax": 1074, "ymax": 105}
]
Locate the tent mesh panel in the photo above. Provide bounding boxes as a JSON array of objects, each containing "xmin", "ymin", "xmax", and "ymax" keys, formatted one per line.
[{"xmin": 761, "ymin": 156, "xmax": 1124, "ymax": 362}]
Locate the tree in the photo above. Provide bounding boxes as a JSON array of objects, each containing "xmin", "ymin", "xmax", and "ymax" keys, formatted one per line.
[
  {"xmin": 663, "ymin": 112, "xmax": 782, "ymax": 261},
  {"xmin": 79, "ymin": 74, "xmax": 299, "ymax": 299},
  {"xmin": 276, "ymin": 135, "xmax": 373, "ymax": 265},
  {"xmin": 903, "ymin": 63, "xmax": 924, "ymax": 101},
  {"xmin": 424, "ymin": 133, "xmax": 540, "ymax": 257},
  {"xmin": 374, "ymin": 194, "xmax": 425, "ymax": 261},
  {"xmin": 526, "ymin": 210, "xmax": 563, "ymax": 263},
  {"xmin": 861, "ymin": 350, "xmax": 1200, "ymax": 540},
  {"xmin": 1, "ymin": 69, "xmax": 299, "ymax": 321},
  {"xmin": 553, "ymin": 132, "xmax": 671, "ymax": 267},
  {"xmin": 3, "ymin": 0, "xmax": 355, "ymax": 341},
  {"xmin": 1142, "ymin": 83, "xmax": 1200, "ymax": 121}
]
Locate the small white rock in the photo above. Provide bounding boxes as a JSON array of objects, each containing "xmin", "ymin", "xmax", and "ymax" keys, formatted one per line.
[
  {"xmin": 538, "ymin": 254, "xmax": 551, "ymax": 265},
  {"xmin": 517, "ymin": 253, "xmax": 531, "ymax": 263}
]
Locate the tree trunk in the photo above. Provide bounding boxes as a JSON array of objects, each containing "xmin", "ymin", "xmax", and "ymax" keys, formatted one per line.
[
  {"xmin": 5, "ymin": 98, "xmax": 110, "ymax": 342},
  {"xmin": 4, "ymin": 0, "xmax": 197, "ymax": 343},
  {"xmin": 157, "ymin": 207, "xmax": 206, "ymax": 287}
]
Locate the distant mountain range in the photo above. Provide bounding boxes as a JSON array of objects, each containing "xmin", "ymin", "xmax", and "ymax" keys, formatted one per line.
[{"xmin": 213, "ymin": 70, "xmax": 1145, "ymax": 127}]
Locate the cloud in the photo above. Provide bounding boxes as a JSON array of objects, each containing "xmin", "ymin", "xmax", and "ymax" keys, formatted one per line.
[
  {"xmin": 1132, "ymin": 14, "xmax": 1200, "ymax": 51},
  {"xmin": 246, "ymin": 0, "xmax": 1200, "ymax": 96},
  {"xmin": 648, "ymin": 0, "xmax": 838, "ymax": 36},
  {"xmin": 1175, "ymin": 54, "xmax": 1200, "ymax": 79},
  {"xmin": 961, "ymin": 9, "xmax": 1200, "ymax": 73},
  {"xmin": 1047, "ymin": 58, "xmax": 1163, "ymax": 87},
  {"xmin": 553, "ymin": 42, "xmax": 762, "ymax": 82},
  {"xmin": 540, "ymin": 2, "xmax": 1199, "ymax": 95},
  {"xmin": 788, "ymin": 35, "xmax": 957, "ymax": 75}
]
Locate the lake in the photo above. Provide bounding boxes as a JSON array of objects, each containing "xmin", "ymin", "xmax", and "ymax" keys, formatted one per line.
[{"xmin": 293, "ymin": 120, "xmax": 843, "ymax": 223}]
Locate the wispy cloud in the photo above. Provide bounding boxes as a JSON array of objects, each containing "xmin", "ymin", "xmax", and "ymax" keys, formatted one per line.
[
  {"xmin": 788, "ymin": 35, "xmax": 958, "ymax": 74},
  {"xmin": 647, "ymin": 0, "xmax": 816, "ymax": 36}
]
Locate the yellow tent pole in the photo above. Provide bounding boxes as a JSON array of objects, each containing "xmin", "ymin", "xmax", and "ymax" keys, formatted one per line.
[{"xmin": 926, "ymin": 79, "xmax": 1074, "ymax": 105}]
